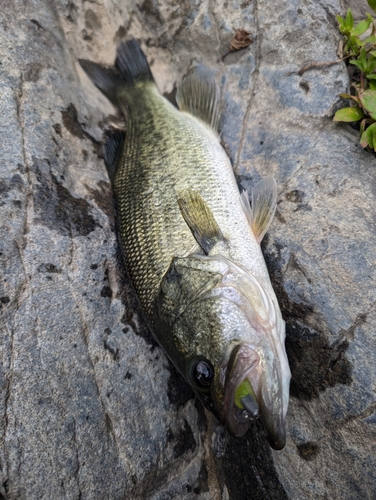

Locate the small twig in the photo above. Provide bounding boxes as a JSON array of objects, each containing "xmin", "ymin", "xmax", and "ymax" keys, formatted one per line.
[
  {"xmin": 286, "ymin": 55, "xmax": 351, "ymax": 77},
  {"xmin": 360, "ymin": 71, "xmax": 365, "ymax": 91}
]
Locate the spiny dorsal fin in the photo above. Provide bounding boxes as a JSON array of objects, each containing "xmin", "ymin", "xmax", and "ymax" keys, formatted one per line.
[
  {"xmin": 176, "ymin": 71, "xmax": 220, "ymax": 132},
  {"xmin": 240, "ymin": 177, "xmax": 277, "ymax": 243},
  {"xmin": 103, "ymin": 129, "xmax": 125, "ymax": 182},
  {"xmin": 177, "ymin": 190, "xmax": 225, "ymax": 254},
  {"xmin": 79, "ymin": 39, "xmax": 154, "ymax": 103}
]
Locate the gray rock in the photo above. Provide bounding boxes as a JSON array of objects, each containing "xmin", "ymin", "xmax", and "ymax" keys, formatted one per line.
[
  {"xmin": 1, "ymin": 0, "xmax": 375, "ymax": 499},
  {"xmin": 344, "ymin": 0, "xmax": 374, "ymax": 21}
]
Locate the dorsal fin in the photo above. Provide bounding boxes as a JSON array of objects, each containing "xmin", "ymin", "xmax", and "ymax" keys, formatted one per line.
[
  {"xmin": 103, "ymin": 129, "xmax": 125, "ymax": 182},
  {"xmin": 176, "ymin": 71, "xmax": 220, "ymax": 132},
  {"xmin": 177, "ymin": 190, "xmax": 225, "ymax": 254},
  {"xmin": 240, "ymin": 177, "xmax": 277, "ymax": 243}
]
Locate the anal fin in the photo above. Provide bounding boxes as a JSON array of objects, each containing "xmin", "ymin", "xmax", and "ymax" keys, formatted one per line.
[
  {"xmin": 177, "ymin": 190, "xmax": 225, "ymax": 254},
  {"xmin": 103, "ymin": 128, "xmax": 125, "ymax": 182},
  {"xmin": 240, "ymin": 177, "xmax": 277, "ymax": 243}
]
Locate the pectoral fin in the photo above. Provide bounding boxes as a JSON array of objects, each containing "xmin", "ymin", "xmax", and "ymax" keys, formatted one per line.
[
  {"xmin": 177, "ymin": 190, "xmax": 225, "ymax": 254},
  {"xmin": 240, "ymin": 177, "xmax": 277, "ymax": 243}
]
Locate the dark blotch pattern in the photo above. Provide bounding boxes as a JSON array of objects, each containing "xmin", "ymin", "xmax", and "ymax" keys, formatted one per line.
[
  {"xmin": 219, "ymin": 423, "xmax": 288, "ymax": 500},
  {"xmin": 172, "ymin": 419, "xmax": 196, "ymax": 459},
  {"xmin": 297, "ymin": 441, "xmax": 320, "ymax": 461},
  {"xmin": 286, "ymin": 322, "xmax": 352, "ymax": 401},
  {"xmin": 166, "ymin": 363, "xmax": 194, "ymax": 408},
  {"xmin": 24, "ymin": 62, "xmax": 43, "ymax": 82},
  {"xmin": 61, "ymin": 103, "xmax": 85, "ymax": 139},
  {"xmin": 37, "ymin": 263, "xmax": 61, "ymax": 273},
  {"xmin": 263, "ymin": 243, "xmax": 352, "ymax": 401},
  {"xmin": 100, "ymin": 286, "xmax": 112, "ymax": 298}
]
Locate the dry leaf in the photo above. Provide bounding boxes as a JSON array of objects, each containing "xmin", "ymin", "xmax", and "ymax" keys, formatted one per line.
[{"xmin": 230, "ymin": 29, "xmax": 253, "ymax": 51}]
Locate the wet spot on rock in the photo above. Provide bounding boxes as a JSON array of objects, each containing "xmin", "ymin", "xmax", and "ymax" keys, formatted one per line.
[
  {"xmin": 24, "ymin": 62, "xmax": 43, "ymax": 82},
  {"xmin": 297, "ymin": 441, "xmax": 320, "ymax": 461},
  {"xmin": 172, "ymin": 419, "xmax": 196, "ymax": 458},
  {"xmin": 0, "ymin": 181, "xmax": 9, "ymax": 196},
  {"xmin": 30, "ymin": 19, "xmax": 43, "ymax": 30},
  {"xmin": 221, "ymin": 423, "xmax": 288, "ymax": 500},
  {"xmin": 285, "ymin": 189, "xmax": 304, "ymax": 203},
  {"xmin": 10, "ymin": 174, "xmax": 24, "ymax": 190},
  {"xmin": 53, "ymin": 123, "xmax": 62, "ymax": 136},
  {"xmin": 101, "ymin": 286, "xmax": 112, "ymax": 298},
  {"xmin": 85, "ymin": 181, "xmax": 115, "ymax": 227},
  {"xmin": 139, "ymin": 0, "xmax": 163, "ymax": 24},
  {"xmin": 286, "ymin": 322, "xmax": 352, "ymax": 401},
  {"xmin": 263, "ymin": 247, "xmax": 352, "ymax": 401},
  {"xmin": 37, "ymin": 263, "xmax": 61, "ymax": 273},
  {"xmin": 33, "ymin": 158, "xmax": 97, "ymax": 236},
  {"xmin": 103, "ymin": 339, "xmax": 119, "ymax": 361},
  {"xmin": 166, "ymin": 363, "xmax": 194, "ymax": 408},
  {"xmin": 61, "ymin": 104, "xmax": 84, "ymax": 138},
  {"xmin": 299, "ymin": 80, "xmax": 310, "ymax": 93},
  {"xmin": 114, "ymin": 25, "xmax": 127, "ymax": 42},
  {"xmin": 85, "ymin": 9, "xmax": 102, "ymax": 31}
]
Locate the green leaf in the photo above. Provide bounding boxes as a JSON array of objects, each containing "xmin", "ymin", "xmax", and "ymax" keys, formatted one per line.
[
  {"xmin": 360, "ymin": 122, "xmax": 376, "ymax": 149},
  {"xmin": 350, "ymin": 49, "xmax": 369, "ymax": 72},
  {"xmin": 370, "ymin": 81, "xmax": 376, "ymax": 90},
  {"xmin": 366, "ymin": 55, "xmax": 376, "ymax": 74},
  {"xmin": 333, "ymin": 107, "xmax": 364, "ymax": 122},
  {"xmin": 352, "ymin": 17, "xmax": 373, "ymax": 36},
  {"xmin": 366, "ymin": 74, "xmax": 376, "ymax": 79},
  {"xmin": 336, "ymin": 15, "xmax": 346, "ymax": 33},
  {"xmin": 364, "ymin": 36, "xmax": 376, "ymax": 44},
  {"xmin": 360, "ymin": 89, "xmax": 376, "ymax": 119},
  {"xmin": 367, "ymin": 0, "xmax": 376, "ymax": 14},
  {"xmin": 344, "ymin": 8, "xmax": 354, "ymax": 31}
]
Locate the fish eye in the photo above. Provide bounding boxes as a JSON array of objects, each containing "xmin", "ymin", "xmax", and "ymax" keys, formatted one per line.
[{"xmin": 192, "ymin": 359, "xmax": 214, "ymax": 387}]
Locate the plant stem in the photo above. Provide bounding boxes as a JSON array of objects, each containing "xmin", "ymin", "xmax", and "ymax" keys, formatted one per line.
[{"xmin": 360, "ymin": 71, "xmax": 365, "ymax": 91}]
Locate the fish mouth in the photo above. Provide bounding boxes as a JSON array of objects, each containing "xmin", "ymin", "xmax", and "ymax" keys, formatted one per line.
[
  {"xmin": 221, "ymin": 342, "xmax": 261, "ymax": 438},
  {"xmin": 221, "ymin": 342, "xmax": 287, "ymax": 450}
]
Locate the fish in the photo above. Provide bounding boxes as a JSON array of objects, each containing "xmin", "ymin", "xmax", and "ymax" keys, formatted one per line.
[{"xmin": 79, "ymin": 39, "xmax": 291, "ymax": 450}]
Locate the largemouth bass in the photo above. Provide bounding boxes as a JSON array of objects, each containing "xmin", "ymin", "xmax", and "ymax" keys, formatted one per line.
[{"xmin": 80, "ymin": 39, "xmax": 291, "ymax": 450}]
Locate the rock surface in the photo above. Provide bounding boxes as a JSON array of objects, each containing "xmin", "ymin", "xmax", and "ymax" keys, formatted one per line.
[{"xmin": 1, "ymin": 0, "xmax": 375, "ymax": 499}]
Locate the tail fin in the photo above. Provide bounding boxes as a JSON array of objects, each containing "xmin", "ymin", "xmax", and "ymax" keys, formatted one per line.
[
  {"xmin": 79, "ymin": 39, "xmax": 154, "ymax": 103},
  {"xmin": 115, "ymin": 39, "xmax": 153, "ymax": 84}
]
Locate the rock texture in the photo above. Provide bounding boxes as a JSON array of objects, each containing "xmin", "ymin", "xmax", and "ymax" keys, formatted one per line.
[{"xmin": 1, "ymin": 0, "xmax": 375, "ymax": 499}]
